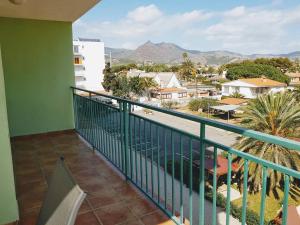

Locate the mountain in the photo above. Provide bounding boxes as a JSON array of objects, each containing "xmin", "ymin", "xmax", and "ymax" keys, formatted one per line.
[{"xmin": 105, "ymin": 41, "xmax": 299, "ymax": 65}]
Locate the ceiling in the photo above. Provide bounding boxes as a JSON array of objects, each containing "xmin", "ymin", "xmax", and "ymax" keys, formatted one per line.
[{"xmin": 0, "ymin": 0, "xmax": 101, "ymax": 22}]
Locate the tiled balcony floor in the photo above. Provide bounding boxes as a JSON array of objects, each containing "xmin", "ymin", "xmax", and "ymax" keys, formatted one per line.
[{"xmin": 11, "ymin": 130, "xmax": 175, "ymax": 225}]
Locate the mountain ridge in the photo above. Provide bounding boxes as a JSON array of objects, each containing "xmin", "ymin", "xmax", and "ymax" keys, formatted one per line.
[{"xmin": 105, "ymin": 41, "xmax": 300, "ymax": 65}]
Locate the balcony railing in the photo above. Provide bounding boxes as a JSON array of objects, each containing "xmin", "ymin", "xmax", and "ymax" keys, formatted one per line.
[{"xmin": 71, "ymin": 87, "xmax": 300, "ymax": 225}]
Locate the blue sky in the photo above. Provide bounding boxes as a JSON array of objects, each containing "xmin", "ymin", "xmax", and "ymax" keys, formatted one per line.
[{"xmin": 73, "ymin": 0, "xmax": 300, "ymax": 54}]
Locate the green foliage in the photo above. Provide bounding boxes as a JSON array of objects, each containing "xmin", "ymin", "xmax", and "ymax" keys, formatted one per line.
[
  {"xmin": 102, "ymin": 63, "xmax": 117, "ymax": 92},
  {"xmin": 179, "ymin": 53, "xmax": 197, "ymax": 81},
  {"xmin": 111, "ymin": 74, "xmax": 131, "ymax": 98},
  {"xmin": 167, "ymin": 160, "xmax": 267, "ymax": 225},
  {"xmin": 226, "ymin": 62, "xmax": 290, "ymax": 84},
  {"xmin": 188, "ymin": 98, "xmax": 219, "ymax": 112},
  {"xmin": 102, "ymin": 63, "xmax": 158, "ymax": 99},
  {"xmin": 235, "ymin": 92, "xmax": 300, "ymax": 195},
  {"xmin": 229, "ymin": 91, "xmax": 245, "ymax": 98},
  {"xmin": 253, "ymin": 57, "xmax": 293, "ymax": 73},
  {"xmin": 161, "ymin": 101, "xmax": 179, "ymax": 109}
]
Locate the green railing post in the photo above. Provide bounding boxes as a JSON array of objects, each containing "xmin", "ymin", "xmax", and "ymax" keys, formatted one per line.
[
  {"xmin": 122, "ymin": 101, "xmax": 130, "ymax": 180},
  {"xmin": 199, "ymin": 123, "xmax": 205, "ymax": 225}
]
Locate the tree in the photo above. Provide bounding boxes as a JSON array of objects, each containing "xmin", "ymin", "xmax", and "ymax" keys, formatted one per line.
[
  {"xmin": 161, "ymin": 101, "xmax": 179, "ymax": 109},
  {"xmin": 226, "ymin": 62, "xmax": 290, "ymax": 84},
  {"xmin": 179, "ymin": 53, "xmax": 197, "ymax": 81},
  {"xmin": 293, "ymin": 86, "xmax": 300, "ymax": 101},
  {"xmin": 188, "ymin": 98, "xmax": 219, "ymax": 112},
  {"xmin": 111, "ymin": 74, "xmax": 131, "ymax": 98},
  {"xmin": 140, "ymin": 77, "xmax": 158, "ymax": 101},
  {"xmin": 102, "ymin": 63, "xmax": 117, "ymax": 92},
  {"xmin": 235, "ymin": 92, "xmax": 300, "ymax": 197},
  {"xmin": 254, "ymin": 58, "xmax": 293, "ymax": 73},
  {"xmin": 129, "ymin": 76, "xmax": 144, "ymax": 97}
]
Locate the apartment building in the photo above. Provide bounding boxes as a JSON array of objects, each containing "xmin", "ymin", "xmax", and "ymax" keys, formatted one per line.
[{"xmin": 73, "ymin": 38, "xmax": 105, "ymax": 91}]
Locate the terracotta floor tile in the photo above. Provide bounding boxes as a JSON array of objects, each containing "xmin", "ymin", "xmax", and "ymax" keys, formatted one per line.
[
  {"xmin": 94, "ymin": 202, "xmax": 137, "ymax": 225},
  {"xmin": 18, "ymin": 214, "xmax": 38, "ymax": 225},
  {"xmin": 140, "ymin": 211, "xmax": 175, "ymax": 225},
  {"xmin": 88, "ymin": 189, "xmax": 123, "ymax": 209},
  {"xmin": 114, "ymin": 183, "xmax": 143, "ymax": 201},
  {"xmin": 75, "ymin": 211, "xmax": 101, "ymax": 225},
  {"xmin": 12, "ymin": 131, "xmax": 171, "ymax": 225},
  {"xmin": 127, "ymin": 197, "xmax": 157, "ymax": 217},
  {"xmin": 78, "ymin": 200, "xmax": 93, "ymax": 215}
]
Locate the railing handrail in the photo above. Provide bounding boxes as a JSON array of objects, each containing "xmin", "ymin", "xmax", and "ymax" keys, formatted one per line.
[{"xmin": 71, "ymin": 86, "xmax": 300, "ymax": 151}]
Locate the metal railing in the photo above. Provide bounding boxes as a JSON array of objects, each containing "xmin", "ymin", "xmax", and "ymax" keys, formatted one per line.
[{"xmin": 71, "ymin": 87, "xmax": 300, "ymax": 225}]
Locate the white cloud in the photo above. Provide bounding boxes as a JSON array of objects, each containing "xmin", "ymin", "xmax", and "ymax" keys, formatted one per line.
[
  {"xmin": 73, "ymin": 4, "xmax": 300, "ymax": 54},
  {"xmin": 127, "ymin": 4, "xmax": 162, "ymax": 23}
]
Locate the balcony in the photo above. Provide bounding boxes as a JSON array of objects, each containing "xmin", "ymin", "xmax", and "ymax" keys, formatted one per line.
[
  {"xmin": 12, "ymin": 131, "xmax": 175, "ymax": 225},
  {"xmin": 70, "ymin": 87, "xmax": 300, "ymax": 225}
]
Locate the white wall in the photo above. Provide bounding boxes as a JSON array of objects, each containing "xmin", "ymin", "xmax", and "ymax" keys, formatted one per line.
[
  {"xmin": 166, "ymin": 75, "xmax": 181, "ymax": 88},
  {"xmin": 73, "ymin": 39, "xmax": 105, "ymax": 91}
]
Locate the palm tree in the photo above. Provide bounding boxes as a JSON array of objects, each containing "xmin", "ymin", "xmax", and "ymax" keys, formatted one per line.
[
  {"xmin": 179, "ymin": 53, "xmax": 198, "ymax": 96},
  {"xmin": 140, "ymin": 77, "xmax": 158, "ymax": 101},
  {"xmin": 235, "ymin": 92, "xmax": 300, "ymax": 196}
]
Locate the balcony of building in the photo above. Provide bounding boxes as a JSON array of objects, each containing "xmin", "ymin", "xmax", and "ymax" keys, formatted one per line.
[
  {"xmin": 10, "ymin": 131, "xmax": 176, "ymax": 225},
  {"xmin": 1, "ymin": 1, "xmax": 300, "ymax": 225}
]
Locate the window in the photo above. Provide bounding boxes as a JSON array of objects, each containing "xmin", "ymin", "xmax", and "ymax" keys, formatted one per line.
[
  {"xmin": 233, "ymin": 87, "xmax": 240, "ymax": 92},
  {"xmin": 161, "ymin": 94, "xmax": 172, "ymax": 99},
  {"xmin": 74, "ymin": 57, "xmax": 80, "ymax": 64},
  {"xmin": 178, "ymin": 92, "xmax": 187, "ymax": 98},
  {"xmin": 224, "ymin": 86, "xmax": 229, "ymax": 93},
  {"xmin": 73, "ymin": 45, "xmax": 79, "ymax": 53}
]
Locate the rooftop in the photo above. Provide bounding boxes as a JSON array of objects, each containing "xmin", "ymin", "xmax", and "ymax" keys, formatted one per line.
[
  {"xmin": 286, "ymin": 72, "xmax": 300, "ymax": 78},
  {"xmin": 239, "ymin": 78, "xmax": 287, "ymax": 87},
  {"xmin": 154, "ymin": 88, "xmax": 187, "ymax": 93}
]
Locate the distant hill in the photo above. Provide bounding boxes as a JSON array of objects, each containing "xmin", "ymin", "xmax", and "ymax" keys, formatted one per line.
[{"xmin": 105, "ymin": 41, "xmax": 300, "ymax": 65}]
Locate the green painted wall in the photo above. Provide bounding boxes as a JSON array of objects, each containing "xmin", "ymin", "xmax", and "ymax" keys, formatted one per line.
[
  {"xmin": 0, "ymin": 17, "xmax": 75, "ymax": 137},
  {"xmin": 0, "ymin": 47, "xmax": 18, "ymax": 224}
]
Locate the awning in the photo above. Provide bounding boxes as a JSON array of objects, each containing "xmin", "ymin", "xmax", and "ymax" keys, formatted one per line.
[{"xmin": 210, "ymin": 105, "xmax": 240, "ymax": 112}]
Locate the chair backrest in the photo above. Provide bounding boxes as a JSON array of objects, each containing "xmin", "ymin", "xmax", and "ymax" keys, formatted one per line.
[{"xmin": 36, "ymin": 157, "xmax": 86, "ymax": 225}]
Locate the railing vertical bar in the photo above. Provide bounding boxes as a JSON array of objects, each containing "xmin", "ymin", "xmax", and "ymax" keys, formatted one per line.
[
  {"xmin": 199, "ymin": 123, "xmax": 205, "ymax": 225},
  {"xmin": 123, "ymin": 102, "xmax": 129, "ymax": 179},
  {"xmin": 212, "ymin": 146, "xmax": 217, "ymax": 225},
  {"xmin": 150, "ymin": 122, "xmax": 154, "ymax": 198},
  {"xmin": 259, "ymin": 166, "xmax": 268, "ymax": 225},
  {"xmin": 118, "ymin": 102, "xmax": 123, "ymax": 169},
  {"xmin": 282, "ymin": 175, "xmax": 290, "ymax": 225},
  {"xmin": 164, "ymin": 130, "xmax": 168, "ymax": 209},
  {"xmin": 157, "ymin": 125, "xmax": 160, "ymax": 204},
  {"xmin": 180, "ymin": 135, "xmax": 184, "ymax": 224},
  {"xmin": 171, "ymin": 131, "xmax": 175, "ymax": 215},
  {"xmin": 129, "ymin": 108, "xmax": 133, "ymax": 179},
  {"xmin": 226, "ymin": 153, "xmax": 232, "ymax": 225},
  {"xmin": 134, "ymin": 116, "xmax": 138, "ymax": 183},
  {"xmin": 145, "ymin": 120, "xmax": 149, "ymax": 193},
  {"xmin": 241, "ymin": 159, "xmax": 249, "ymax": 225},
  {"xmin": 189, "ymin": 138, "xmax": 193, "ymax": 225},
  {"xmin": 139, "ymin": 118, "xmax": 143, "ymax": 187}
]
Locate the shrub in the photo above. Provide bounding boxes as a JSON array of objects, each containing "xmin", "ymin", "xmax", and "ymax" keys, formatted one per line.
[
  {"xmin": 188, "ymin": 98, "xmax": 219, "ymax": 112},
  {"xmin": 161, "ymin": 101, "xmax": 179, "ymax": 109}
]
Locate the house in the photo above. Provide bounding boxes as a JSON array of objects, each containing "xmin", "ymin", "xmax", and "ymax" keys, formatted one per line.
[
  {"xmin": 73, "ymin": 38, "xmax": 105, "ymax": 91},
  {"xmin": 128, "ymin": 70, "xmax": 181, "ymax": 88},
  {"xmin": 151, "ymin": 88, "xmax": 188, "ymax": 100},
  {"xmin": 221, "ymin": 78, "xmax": 287, "ymax": 99},
  {"xmin": 286, "ymin": 72, "xmax": 300, "ymax": 86}
]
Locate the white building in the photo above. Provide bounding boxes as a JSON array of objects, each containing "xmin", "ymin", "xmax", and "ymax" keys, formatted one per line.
[
  {"xmin": 221, "ymin": 78, "xmax": 287, "ymax": 99},
  {"xmin": 128, "ymin": 70, "xmax": 181, "ymax": 88},
  {"xmin": 73, "ymin": 38, "xmax": 105, "ymax": 91}
]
